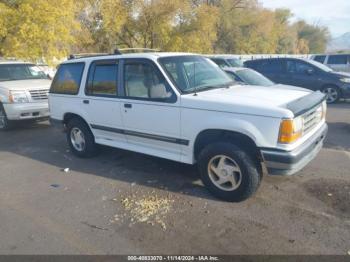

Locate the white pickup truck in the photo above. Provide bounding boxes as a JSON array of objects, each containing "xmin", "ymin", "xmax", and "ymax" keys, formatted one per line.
[
  {"xmin": 49, "ymin": 53, "xmax": 328, "ymax": 202},
  {"xmin": 0, "ymin": 61, "xmax": 51, "ymax": 130}
]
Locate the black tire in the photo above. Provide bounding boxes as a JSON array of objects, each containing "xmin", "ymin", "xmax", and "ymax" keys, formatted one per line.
[
  {"xmin": 66, "ymin": 117, "xmax": 97, "ymax": 158},
  {"xmin": 0, "ymin": 103, "xmax": 12, "ymax": 131},
  {"xmin": 321, "ymin": 85, "xmax": 340, "ymax": 104},
  {"xmin": 198, "ymin": 142, "xmax": 261, "ymax": 202}
]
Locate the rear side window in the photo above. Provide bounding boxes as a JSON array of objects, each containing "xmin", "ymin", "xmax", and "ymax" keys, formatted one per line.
[
  {"xmin": 254, "ymin": 60, "xmax": 283, "ymax": 73},
  {"xmin": 50, "ymin": 63, "xmax": 84, "ymax": 95},
  {"xmin": 86, "ymin": 60, "xmax": 118, "ymax": 96},
  {"xmin": 314, "ymin": 55, "xmax": 326, "ymax": 64},
  {"xmin": 328, "ymin": 55, "xmax": 348, "ymax": 65}
]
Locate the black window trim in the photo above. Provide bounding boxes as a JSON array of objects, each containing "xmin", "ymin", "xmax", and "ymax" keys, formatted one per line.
[
  {"xmin": 120, "ymin": 58, "xmax": 177, "ymax": 104},
  {"xmin": 327, "ymin": 54, "xmax": 349, "ymax": 65},
  {"xmin": 85, "ymin": 59, "xmax": 120, "ymax": 98},
  {"xmin": 50, "ymin": 62, "xmax": 85, "ymax": 95}
]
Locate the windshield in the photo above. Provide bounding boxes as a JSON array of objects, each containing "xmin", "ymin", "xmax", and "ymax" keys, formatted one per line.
[
  {"xmin": 306, "ymin": 59, "xmax": 333, "ymax": 72},
  {"xmin": 233, "ymin": 68, "xmax": 274, "ymax": 86},
  {"xmin": 0, "ymin": 64, "xmax": 48, "ymax": 81},
  {"xmin": 227, "ymin": 58, "xmax": 244, "ymax": 67},
  {"xmin": 159, "ymin": 56, "xmax": 233, "ymax": 93}
]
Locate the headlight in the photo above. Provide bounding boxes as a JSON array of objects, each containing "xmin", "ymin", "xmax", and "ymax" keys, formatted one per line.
[
  {"xmin": 9, "ymin": 91, "xmax": 29, "ymax": 103},
  {"xmin": 340, "ymin": 78, "xmax": 350, "ymax": 83},
  {"xmin": 278, "ymin": 117, "xmax": 304, "ymax": 144}
]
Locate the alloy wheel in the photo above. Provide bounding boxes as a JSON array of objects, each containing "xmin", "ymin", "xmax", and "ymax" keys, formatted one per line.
[{"xmin": 207, "ymin": 155, "xmax": 243, "ymax": 191}]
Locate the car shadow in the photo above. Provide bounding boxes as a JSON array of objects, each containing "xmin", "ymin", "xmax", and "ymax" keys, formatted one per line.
[
  {"xmin": 324, "ymin": 121, "xmax": 350, "ymax": 151},
  {"xmin": 0, "ymin": 121, "xmax": 217, "ymax": 201}
]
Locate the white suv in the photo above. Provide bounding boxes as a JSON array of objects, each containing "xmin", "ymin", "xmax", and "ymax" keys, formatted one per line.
[
  {"xmin": 0, "ymin": 61, "xmax": 51, "ymax": 130},
  {"xmin": 49, "ymin": 53, "xmax": 328, "ymax": 202}
]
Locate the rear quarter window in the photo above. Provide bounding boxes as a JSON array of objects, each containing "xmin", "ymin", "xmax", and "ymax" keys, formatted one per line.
[
  {"xmin": 327, "ymin": 55, "xmax": 348, "ymax": 65},
  {"xmin": 50, "ymin": 63, "xmax": 85, "ymax": 95}
]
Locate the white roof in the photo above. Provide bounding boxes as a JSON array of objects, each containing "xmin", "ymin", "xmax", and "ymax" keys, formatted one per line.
[{"xmin": 63, "ymin": 52, "xmax": 196, "ymax": 64}]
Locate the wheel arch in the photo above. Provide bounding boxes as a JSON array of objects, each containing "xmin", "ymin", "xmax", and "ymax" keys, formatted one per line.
[
  {"xmin": 63, "ymin": 112, "xmax": 90, "ymax": 128},
  {"xmin": 193, "ymin": 129, "xmax": 263, "ymax": 162}
]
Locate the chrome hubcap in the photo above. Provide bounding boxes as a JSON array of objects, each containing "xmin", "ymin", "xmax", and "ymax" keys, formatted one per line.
[
  {"xmin": 208, "ymin": 155, "xmax": 242, "ymax": 191},
  {"xmin": 0, "ymin": 109, "xmax": 6, "ymax": 129},
  {"xmin": 70, "ymin": 127, "xmax": 86, "ymax": 152},
  {"xmin": 323, "ymin": 87, "xmax": 338, "ymax": 103}
]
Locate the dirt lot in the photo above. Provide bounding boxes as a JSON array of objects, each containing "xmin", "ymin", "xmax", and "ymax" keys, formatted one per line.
[{"xmin": 0, "ymin": 103, "xmax": 349, "ymax": 255}]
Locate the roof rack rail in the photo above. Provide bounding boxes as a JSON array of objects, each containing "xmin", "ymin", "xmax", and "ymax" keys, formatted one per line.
[
  {"xmin": 114, "ymin": 48, "xmax": 160, "ymax": 54},
  {"xmin": 68, "ymin": 53, "xmax": 110, "ymax": 60},
  {"xmin": 68, "ymin": 48, "xmax": 161, "ymax": 60}
]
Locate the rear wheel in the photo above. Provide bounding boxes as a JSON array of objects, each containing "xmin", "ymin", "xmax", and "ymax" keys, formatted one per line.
[
  {"xmin": 198, "ymin": 142, "xmax": 261, "ymax": 202},
  {"xmin": 322, "ymin": 85, "xmax": 340, "ymax": 104},
  {"xmin": 0, "ymin": 104, "xmax": 11, "ymax": 131},
  {"xmin": 66, "ymin": 118, "xmax": 97, "ymax": 158}
]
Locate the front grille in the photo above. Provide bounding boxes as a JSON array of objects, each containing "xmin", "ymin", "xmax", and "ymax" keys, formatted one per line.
[
  {"xmin": 29, "ymin": 89, "xmax": 49, "ymax": 100},
  {"xmin": 302, "ymin": 104, "xmax": 323, "ymax": 134}
]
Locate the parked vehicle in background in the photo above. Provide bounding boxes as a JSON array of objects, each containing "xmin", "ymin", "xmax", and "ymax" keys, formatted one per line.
[
  {"xmin": 245, "ymin": 58, "xmax": 350, "ymax": 103},
  {"xmin": 208, "ymin": 55, "xmax": 244, "ymax": 68},
  {"xmin": 311, "ymin": 54, "xmax": 350, "ymax": 73},
  {"xmin": 223, "ymin": 67, "xmax": 275, "ymax": 86},
  {"xmin": 0, "ymin": 61, "xmax": 51, "ymax": 130},
  {"xmin": 37, "ymin": 64, "xmax": 57, "ymax": 79},
  {"xmin": 49, "ymin": 52, "xmax": 327, "ymax": 202}
]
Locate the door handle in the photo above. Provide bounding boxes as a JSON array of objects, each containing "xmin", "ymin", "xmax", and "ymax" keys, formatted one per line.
[
  {"xmin": 124, "ymin": 103, "xmax": 132, "ymax": 109},
  {"xmin": 83, "ymin": 100, "xmax": 90, "ymax": 104}
]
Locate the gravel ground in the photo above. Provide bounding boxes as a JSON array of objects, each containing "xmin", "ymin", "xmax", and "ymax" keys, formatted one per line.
[{"xmin": 0, "ymin": 102, "xmax": 349, "ymax": 255}]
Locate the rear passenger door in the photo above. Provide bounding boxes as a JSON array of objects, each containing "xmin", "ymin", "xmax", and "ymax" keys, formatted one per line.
[
  {"xmin": 119, "ymin": 58, "xmax": 182, "ymax": 161},
  {"xmin": 83, "ymin": 59, "xmax": 127, "ymax": 145},
  {"xmin": 326, "ymin": 55, "xmax": 349, "ymax": 72},
  {"xmin": 255, "ymin": 60, "xmax": 286, "ymax": 84}
]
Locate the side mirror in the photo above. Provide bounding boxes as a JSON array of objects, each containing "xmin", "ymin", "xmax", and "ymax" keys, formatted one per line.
[{"xmin": 150, "ymin": 84, "xmax": 170, "ymax": 99}]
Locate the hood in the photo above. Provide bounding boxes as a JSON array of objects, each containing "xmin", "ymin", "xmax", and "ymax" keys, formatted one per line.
[
  {"xmin": 181, "ymin": 84, "xmax": 311, "ymax": 118},
  {"xmin": 0, "ymin": 79, "xmax": 52, "ymax": 91}
]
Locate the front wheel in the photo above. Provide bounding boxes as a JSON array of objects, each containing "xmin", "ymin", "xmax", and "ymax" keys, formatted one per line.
[
  {"xmin": 198, "ymin": 142, "xmax": 261, "ymax": 202},
  {"xmin": 322, "ymin": 86, "xmax": 340, "ymax": 104},
  {"xmin": 66, "ymin": 118, "xmax": 97, "ymax": 158}
]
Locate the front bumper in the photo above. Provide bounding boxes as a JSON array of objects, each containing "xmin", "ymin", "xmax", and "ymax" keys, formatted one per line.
[
  {"xmin": 261, "ymin": 123, "xmax": 328, "ymax": 176},
  {"xmin": 3, "ymin": 101, "xmax": 49, "ymax": 121}
]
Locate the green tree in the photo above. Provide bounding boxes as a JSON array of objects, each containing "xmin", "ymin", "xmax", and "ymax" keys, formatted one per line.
[
  {"xmin": 0, "ymin": 0, "xmax": 79, "ymax": 64},
  {"xmin": 295, "ymin": 20, "xmax": 330, "ymax": 53}
]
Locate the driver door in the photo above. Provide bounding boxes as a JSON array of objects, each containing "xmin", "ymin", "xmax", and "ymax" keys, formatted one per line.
[
  {"xmin": 286, "ymin": 60, "xmax": 322, "ymax": 91},
  {"xmin": 120, "ymin": 59, "xmax": 183, "ymax": 161}
]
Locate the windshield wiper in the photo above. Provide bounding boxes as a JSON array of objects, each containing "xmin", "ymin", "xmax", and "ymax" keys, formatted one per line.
[{"xmin": 183, "ymin": 81, "xmax": 235, "ymax": 94}]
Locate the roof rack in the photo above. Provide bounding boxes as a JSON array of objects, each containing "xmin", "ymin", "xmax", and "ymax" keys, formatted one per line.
[
  {"xmin": 115, "ymin": 48, "xmax": 160, "ymax": 54},
  {"xmin": 68, "ymin": 53, "xmax": 110, "ymax": 60},
  {"xmin": 68, "ymin": 48, "xmax": 161, "ymax": 60}
]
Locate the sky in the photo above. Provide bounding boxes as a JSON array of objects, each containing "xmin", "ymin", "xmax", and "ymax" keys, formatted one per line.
[{"xmin": 260, "ymin": 0, "xmax": 350, "ymax": 38}]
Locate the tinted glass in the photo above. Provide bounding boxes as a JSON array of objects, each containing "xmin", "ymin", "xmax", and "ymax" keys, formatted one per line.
[
  {"xmin": 87, "ymin": 62, "xmax": 118, "ymax": 96},
  {"xmin": 50, "ymin": 63, "xmax": 84, "ymax": 95},
  {"xmin": 211, "ymin": 58, "xmax": 229, "ymax": 68},
  {"xmin": 124, "ymin": 62, "xmax": 172, "ymax": 99},
  {"xmin": 254, "ymin": 60, "xmax": 283, "ymax": 73},
  {"xmin": 328, "ymin": 55, "xmax": 348, "ymax": 65},
  {"xmin": 0, "ymin": 64, "xmax": 48, "ymax": 81},
  {"xmin": 159, "ymin": 56, "xmax": 232, "ymax": 94},
  {"xmin": 314, "ymin": 55, "xmax": 326, "ymax": 64},
  {"xmin": 287, "ymin": 60, "xmax": 314, "ymax": 74},
  {"xmin": 234, "ymin": 69, "xmax": 274, "ymax": 86},
  {"xmin": 227, "ymin": 58, "xmax": 244, "ymax": 67}
]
